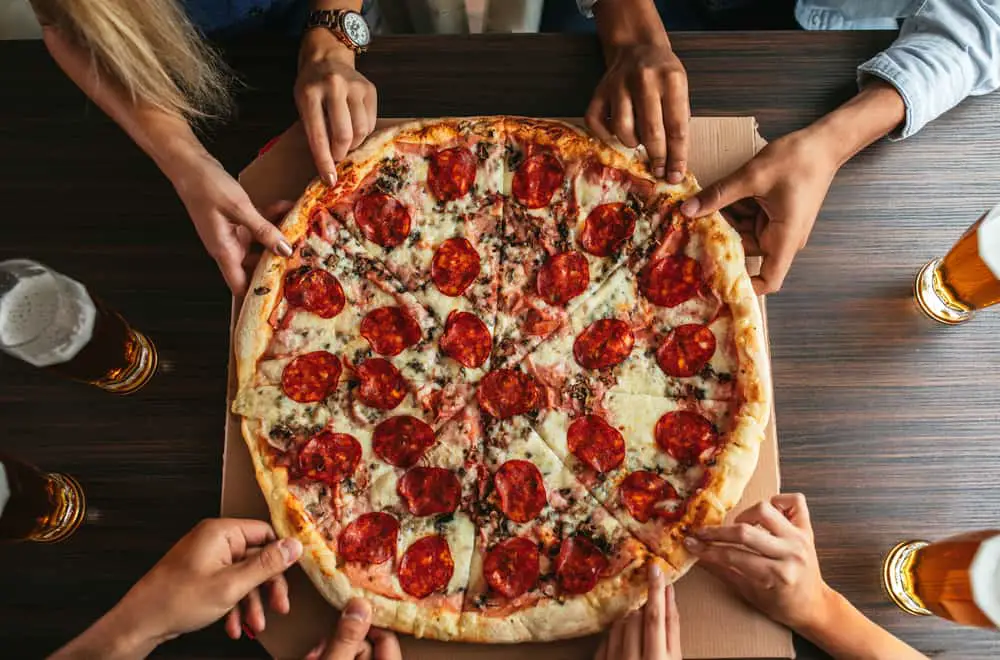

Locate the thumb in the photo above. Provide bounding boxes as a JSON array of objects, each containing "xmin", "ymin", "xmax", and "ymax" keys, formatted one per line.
[
  {"xmin": 320, "ymin": 599, "xmax": 373, "ymax": 660},
  {"xmin": 232, "ymin": 198, "xmax": 294, "ymax": 258},
  {"xmin": 226, "ymin": 538, "xmax": 302, "ymax": 596},
  {"xmin": 680, "ymin": 167, "xmax": 755, "ymax": 218}
]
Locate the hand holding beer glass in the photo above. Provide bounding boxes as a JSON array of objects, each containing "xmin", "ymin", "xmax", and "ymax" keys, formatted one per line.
[
  {"xmin": 915, "ymin": 204, "xmax": 1000, "ymax": 324},
  {"xmin": 0, "ymin": 259, "xmax": 157, "ymax": 393}
]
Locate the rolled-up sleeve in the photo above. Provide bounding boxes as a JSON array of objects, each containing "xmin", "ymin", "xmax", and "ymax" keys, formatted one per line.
[{"xmin": 858, "ymin": 0, "xmax": 1000, "ymax": 139}]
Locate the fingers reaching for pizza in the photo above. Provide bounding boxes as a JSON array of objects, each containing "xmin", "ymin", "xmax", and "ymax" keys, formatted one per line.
[
  {"xmin": 586, "ymin": 5, "xmax": 689, "ymax": 183},
  {"xmin": 296, "ymin": 28, "xmax": 378, "ymax": 187},
  {"xmin": 304, "ymin": 598, "xmax": 403, "ymax": 660},
  {"xmin": 685, "ymin": 493, "xmax": 835, "ymax": 631},
  {"xmin": 171, "ymin": 152, "xmax": 294, "ymax": 294},
  {"xmin": 595, "ymin": 561, "xmax": 682, "ymax": 660},
  {"xmin": 679, "ymin": 129, "xmax": 840, "ymax": 294}
]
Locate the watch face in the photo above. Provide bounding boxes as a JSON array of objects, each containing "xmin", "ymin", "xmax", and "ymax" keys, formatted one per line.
[{"xmin": 342, "ymin": 12, "xmax": 371, "ymax": 47}]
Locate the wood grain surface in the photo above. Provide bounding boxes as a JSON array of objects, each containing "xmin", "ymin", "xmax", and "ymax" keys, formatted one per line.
[{"xmin": 0, "ymin": 33, "xmax": 998, "ymax": 659}]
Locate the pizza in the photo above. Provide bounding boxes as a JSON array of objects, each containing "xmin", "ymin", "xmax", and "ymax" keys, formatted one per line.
[{"xmin": 232, "ymin": 116, "xmax": 770, "ymax": 642}]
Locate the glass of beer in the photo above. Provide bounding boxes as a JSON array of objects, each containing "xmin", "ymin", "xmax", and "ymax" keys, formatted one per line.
[
  {"xmin": 0, "ymin": 259, "xmax": 157, "ymax": 394},
  {"xmin": 882, "ymin": 531, "xmax": 1000, "ymax": 629},
  {"xmin": 914, "ymin": 204, "xmax": 1000, "ymax": 324},
  {"xmin": 0, "ymin": 454, "xmax": 85, "ymax": 543}
]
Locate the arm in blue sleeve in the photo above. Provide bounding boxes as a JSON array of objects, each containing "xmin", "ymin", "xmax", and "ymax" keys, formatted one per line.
[{"xmin": 857, "ymin": 0, "xmax": 1000, "ymax": 139}]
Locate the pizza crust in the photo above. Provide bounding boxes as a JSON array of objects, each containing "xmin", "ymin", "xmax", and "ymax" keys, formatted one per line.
[{"xmin": 232, "ymin": 116, "xmax": 773, "ymax": 643}]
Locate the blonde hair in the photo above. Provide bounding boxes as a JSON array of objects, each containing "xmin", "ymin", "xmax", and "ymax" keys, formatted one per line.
[{"xmin": 32, "ymin": 0, "xmax": 231, "ymax": 119}]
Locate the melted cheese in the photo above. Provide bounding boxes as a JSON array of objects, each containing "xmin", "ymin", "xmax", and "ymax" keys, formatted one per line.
[
  {"xmin": 233, "ymin": 385, "xmax": 331, "ymax": 428},
  {"xmin": 396, "ymin": 512, "xmax": 476, "ymax": 596}
]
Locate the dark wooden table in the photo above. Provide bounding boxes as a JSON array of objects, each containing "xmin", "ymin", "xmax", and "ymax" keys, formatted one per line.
[{"xmin": 1, "ymin": 32, "xmax": 998, "ymax": 659}]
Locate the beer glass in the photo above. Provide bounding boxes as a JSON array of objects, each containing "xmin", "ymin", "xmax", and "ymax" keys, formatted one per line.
[
  {"xmin": 914, "ymin": 204, "xmax": 1000, "ymax": 324},
  {"xmin": 0, "ymin": 259, "xmax": 157, "ymax": 393},
  {"xmin": 0, "ymin": 454, "xmax": 85, "ymax": 543},
  {"xmin": 882, "ymin": 531, "xmax": 1000, "ymax": 629}
]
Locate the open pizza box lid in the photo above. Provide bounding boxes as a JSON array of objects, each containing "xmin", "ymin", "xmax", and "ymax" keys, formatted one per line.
[{"xmin": 223, "ymin": 117, "xmax": 792, "ymax": 659}]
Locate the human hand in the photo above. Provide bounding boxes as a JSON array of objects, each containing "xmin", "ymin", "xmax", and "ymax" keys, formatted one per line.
[
  {"xmin": 595, "ymin": 561, "xmax": 681, "ymax": 660},
  {"xmin": 684, "ymin": 493, "xmax": 834, "ymax": 630},
  {"xmin": 679, "ymin": 129, "xmax": 840, "ymax": 294},
  {"xmin": 304, "ymin": 598, "xmax": 402, "ymax": 660},
  {"xmin": 171, "ymin": 150, "xmax": 293, "ymax": 294},
  {"xmin": 586, "ymin": 40, "xmax": 689, "ymax": 183},
  {"xmin": 111, "ymin": 519, "xmax": 303, "ymax": 648},
  {"xmin": 296, "ymin": 29, "xmax": 377, "ymax": 187}
]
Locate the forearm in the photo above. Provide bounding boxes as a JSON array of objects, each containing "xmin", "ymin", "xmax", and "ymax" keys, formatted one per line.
[
  {"xmin": 805, "ymin": 80, "xmax": 906, "ymax": 169},
  {"xmin": 49, "ymin": 605, "xmax": 161, "ymax": 660},
  {"xmin": 40, "ymin": 26, "xmax": 207, "ymax": 184},
  {"xmin": 798, "ymin": 587, "xmax": 927, "ymax": 660},
  {"xmin": 593, "ymin": 0, "xmax": 669, "ymax": 60}
]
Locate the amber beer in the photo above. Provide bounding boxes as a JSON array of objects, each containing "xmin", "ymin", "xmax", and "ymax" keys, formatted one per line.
[
  {"xmin": 0, "ymin": 454, "xmax": 85, "ymax": 542},
  {"xmin": 915, "ymin": 204, "xmax": 1000, "ymax": 324},
  {"xmin": 0, "ymin": 259, "xmax": 157, "ymax": 393},
  {"xmin": 883, "ymin": 531, "xmax": 1000, "ymax": 629}
]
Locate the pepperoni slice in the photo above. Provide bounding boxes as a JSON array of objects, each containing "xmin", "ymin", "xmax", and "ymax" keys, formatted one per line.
[
  {"xmin": 619, "ymin": 471, "xmax": 682, "ymax": 523},
  {"xmin": 296, "ymin": 431, "xmax": 361, "ymax": 486},
  {"xmin": 339, "ymin": 512, "xmax": 399, "ymax": 564},
  {"xmin": 580, "ymin": 203, "xmax": 636, "ymax": 257},
  {"xmin": 440, "ymin": 311, "xmax": 491, "ymax": 369},
  {"xmin": 427, "ymin": 147, "xmax": 476, "ymax": 202},
  {"xmin": 654, "ymin": 410, "xmax": 720, "ymax": 464},
  {"xmin": 494, "ymin": 460, "xmax": 546, "ymax": 523},
  {"xmin": 372, "ymin": 415, "xmax": 436, "ymax": 467},
  {"xmin": 281, "ymin": 351, "xmax": 342, "ymax": 403},
  {"xmin": 476, "ymin": 369, "xmax": 542, "ymax": 419},
  {"xmin": 555, "ymin": 537, "xmax": 609, "ymax": 595},
  {"xmin": 284, "ymin": 267, "xmax": 345, "ymax": 319},
  {"xmin": 360, "ymin": 306, "xmax": 421, "ymax": 356},
  {"xmin": 431, "ymin": 238, "xmax": 481, "ymax": 297},
  {"xmin": 573, "ymin": 319, "xmax": 634, "ymax": 370},
  {"xmin": 354, "ymin": 191, "xmax": 411, "ymax": 248},
  {"xmin": 484, "ymin": 537, "xmax": 541, "ymax": 598},
  {"xmin": 640, "ymin": 255, "xmax": 703, "ymax": 308},
  {"xmin": 398, "ymin": 535, "xmax": 454, "ymax": 598},
  {"xmin": 657, "ymin": 324, "xmax": 716, "ymax": 377},
  {"xmin": 537, "ymin": 251, "xmax": 589, "ymax": 307},
  {"xmin": 355, "ymin": 358, "xmax": 408, "ymax": 410},
  {"xmin": 512, "ymin": 152, "xmax": 565, "ymax": 209},
  {"xmin": 567, "ymin": 415, "xmax": 625, "ymax": 473},
  {"xmin": 397, "ymin": 467, "xmax": 461, "ymax": 516}
]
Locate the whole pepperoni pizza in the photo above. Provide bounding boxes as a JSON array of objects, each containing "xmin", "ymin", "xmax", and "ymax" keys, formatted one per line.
[{"xmin": 233, "ymin": 117, "xmax": 770, "ymax": 642}]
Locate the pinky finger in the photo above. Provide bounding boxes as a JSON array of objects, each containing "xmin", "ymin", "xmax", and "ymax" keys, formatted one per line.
[
  {"xmin": 225, "ymin": 608, "xmax": 242, "ymax": 640},
  {"xmin": 665, "ymin": 584, "xmax": 682, "ymax": 657}
]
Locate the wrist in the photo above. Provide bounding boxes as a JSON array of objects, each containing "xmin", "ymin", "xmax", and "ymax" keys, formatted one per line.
[
  {"xmin": 594, "ymin": 0, "xmax": 671, "ymax": 60},
  {"xmin": 795, "ymin": 583, "xmax": 847, "ymax": 640},
  {"xmin": 300, "ymin": 26, "xmax": 356, "ymax": 69},
  {"xmin": 52, "ymin": 604, "xmax": 164, "ymax": 660},
  {"xmin": 806, "ymin": 80, "xmax": 905, "ymax": 168}
]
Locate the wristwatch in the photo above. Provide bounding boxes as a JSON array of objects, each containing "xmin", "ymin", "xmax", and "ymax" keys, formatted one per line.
[{"xmin": 306, "ymin": 9, "xmax": 371, "ymax": 55}]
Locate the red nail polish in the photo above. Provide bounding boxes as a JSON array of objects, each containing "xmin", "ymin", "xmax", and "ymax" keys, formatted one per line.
[{"xmin": 241, "ymin": 623, "xmax": 256, "ymax": 640}]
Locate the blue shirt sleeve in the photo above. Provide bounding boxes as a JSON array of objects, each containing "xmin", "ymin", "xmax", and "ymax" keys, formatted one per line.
[{"xmin": 857, "ymin": 0, "xmax": 1000, "ymax": 139}]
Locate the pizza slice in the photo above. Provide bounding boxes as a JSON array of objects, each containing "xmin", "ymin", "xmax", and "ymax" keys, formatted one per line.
[
  {"xmin": 521, "ymin": 212, "xmax": 766, "ymax": 404},
  {"xmin": 491, "ymin": 118, "xmax": 683, "ymax": 368},
  {"xmin": 235, "ymin": 386, "xmax": 486, "ymax": 638},
  {"xmin": 458, "ymin": 408, "xmax": 654, "ymax": 642},
  {"xmin": 530, "ymin": 390, "xmax": 763, "ymax": 572}
]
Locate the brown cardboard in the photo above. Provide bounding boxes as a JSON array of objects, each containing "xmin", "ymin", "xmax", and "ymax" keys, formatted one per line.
[{"xmin": 223, "ymin": 117, "xmax": 791, "ymax": 659}]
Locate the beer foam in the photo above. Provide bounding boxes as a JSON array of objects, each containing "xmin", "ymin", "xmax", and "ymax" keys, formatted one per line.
[
  {"xmin": 0, "ymin": 269, "xmax": 95, "ymax": 367},
  {"xmin": 970, "ymin": 534, "xmax": 1000, "ymax": 628},
  {"xmin": 978, "ymin": 205, "xmax": 1000, "ymax": 279}
]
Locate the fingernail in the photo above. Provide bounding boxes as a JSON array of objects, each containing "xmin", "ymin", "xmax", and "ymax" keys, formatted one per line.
[
  {"xmin": 654, "ymin": 165, "xmax": 665, "ymax": 178},
  {"xmin": 324, "ymin": 171, "xmax": 337, "ymax": 187},
  {"xmin": 241, "ymin": 622, "xmax": 256, "ymax": 640},
  {"xmin": 683, "ymin": 536, "xmax": 702, "ymax": 552},
  {"xmin": 668, "ymin": 170, "xmax": 684, "ymax": 184},
  {"xmin": 343, "ymin": 599, "xmax": 371, "ymax": 622},
  {"xmin": 279, "ymin": 538, "xmax": 303, "ymax": 564},
  {"xmin": 276, "ymin": 239, "xmax": 293, "ymax": 258},
  {"xmin": 650, "ymin": 562, "xmax": 663, "ymax": 579},
  {"xmin": 680, "ymin": 198, "xmax": 700, "ymax": 217}
]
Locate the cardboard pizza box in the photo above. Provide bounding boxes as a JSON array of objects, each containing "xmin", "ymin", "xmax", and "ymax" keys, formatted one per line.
[{"xmin": 222, "ymin": 117, "xmax": 793, "ymax": 659}]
